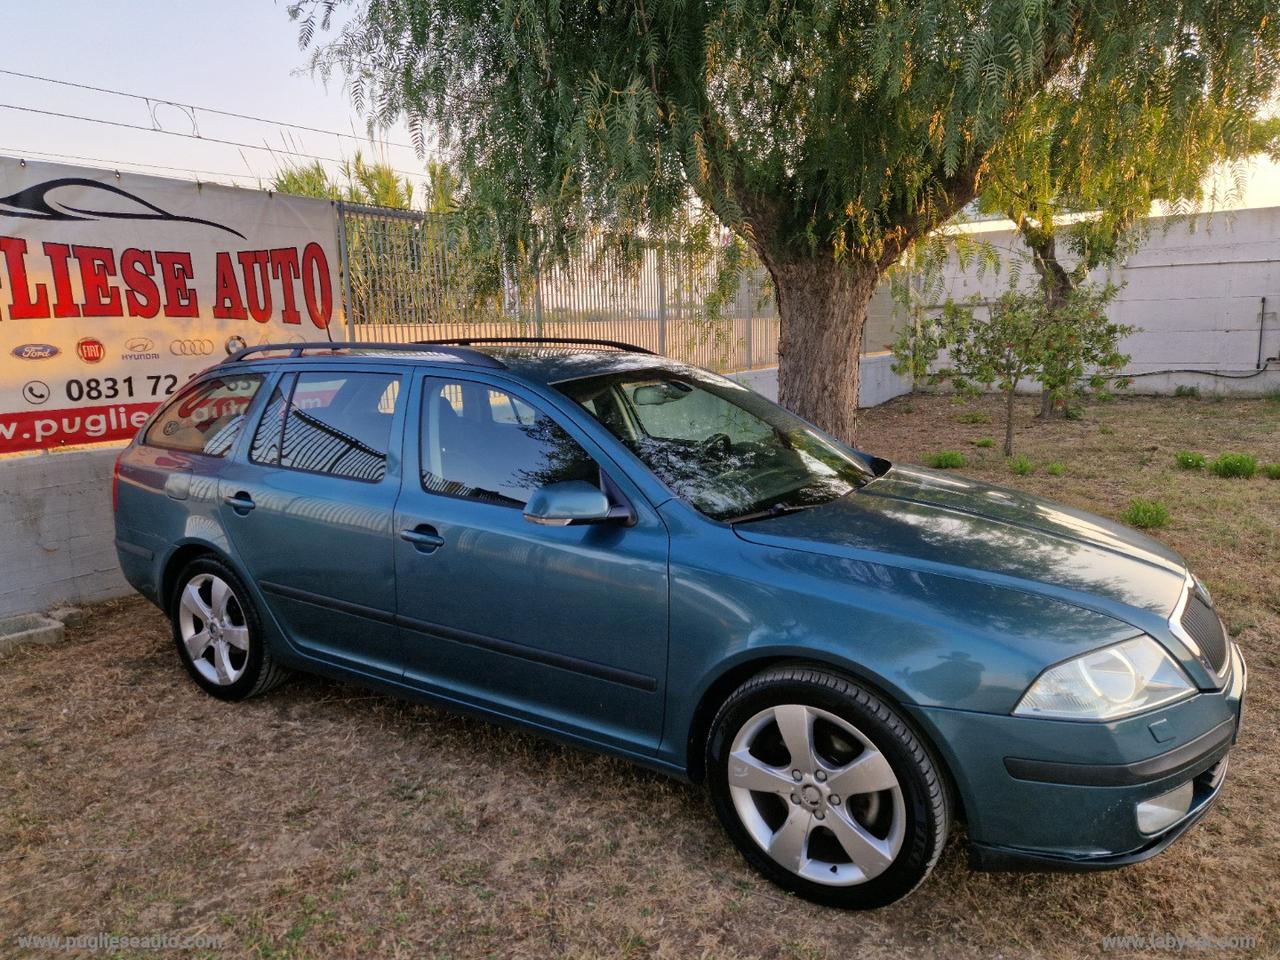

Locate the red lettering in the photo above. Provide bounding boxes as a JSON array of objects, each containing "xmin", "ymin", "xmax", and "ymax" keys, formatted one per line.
[
  {"xmin": 237, "ymin": 250, "xmax": 272, "ymax": 323},
  {"xmin": 73, "ymin": 245, "xmax": 122, "ymax": 317},
  {"xmin": 155, "ymin": 252, "xmax": 198, "ymax": 317},
  {"xmin": 120, "ymin": 249, "xmax": 160, "ymax": 318},
  {"xmin": 269, "ymin": 248, "xmax": 302, "ymax": 325},
  {"xmin": 0, "ymin": 236, "xmax": 50, "ymax": 319},
  {"xmin": 41, "ymin": 243, "xmax": 81, "ymax": 318},
  {"xmin": 213, "ymin": 252, "xmax": 247, "ymax": 320},
  {"xmin": 300, "ymin": 243, "xmax": 332, "ymax": 329}
]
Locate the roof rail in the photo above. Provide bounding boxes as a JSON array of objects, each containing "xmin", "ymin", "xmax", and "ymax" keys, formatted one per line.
[
  {"xmin": 416, "ymin": 336, "xmax": 655, "ymax": 355},
  {"xmin": 223, "ymin": 341, "xmax": 507, "ymax": 368}
]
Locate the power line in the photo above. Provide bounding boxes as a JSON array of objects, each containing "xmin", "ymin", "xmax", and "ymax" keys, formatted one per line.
[
  {"xmin": 0, "ymin": 143, "xmax": 263, "ymax": 184},
  {"xmin": 0, "ymin": 67, "xmax": 420, "ymax": 152},
  {"xmin": 0, "ymin": 102, "xmax": 430, "ymax": 181}
]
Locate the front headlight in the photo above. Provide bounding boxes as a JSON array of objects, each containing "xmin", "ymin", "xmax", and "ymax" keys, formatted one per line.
[{"xmin": 1013, "ymin": 636, "xmax": 1195, "ymax": 721}]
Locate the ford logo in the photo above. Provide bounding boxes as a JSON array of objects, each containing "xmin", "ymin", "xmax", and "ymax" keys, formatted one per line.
[{"xmin": 12, "ymin": 343, "xmax": 60, "ymax": 361}]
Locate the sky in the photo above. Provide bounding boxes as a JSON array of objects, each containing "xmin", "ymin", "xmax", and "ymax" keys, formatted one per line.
[
  {"xmin": 0, "ymin": 0, "xmax": 426, "ymax": 193},
  {"xmin": 1, "ymin": 1, "xmax": 1279, "ymax": 212}
]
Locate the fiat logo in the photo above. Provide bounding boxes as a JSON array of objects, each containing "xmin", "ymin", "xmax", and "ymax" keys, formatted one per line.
[{"xmin": 76, "ymin": 337, "xmax": 106, "ymax": 363}]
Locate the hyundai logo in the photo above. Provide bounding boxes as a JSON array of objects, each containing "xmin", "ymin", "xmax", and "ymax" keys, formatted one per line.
[
  {"xmin": 125, "ymin": 336, "xmax": 156, "ymax": 354},
  {"xmin": 12, "ymin": 343, "xmax": 60, "ymax": 361},
  {"xmin": 170, "ymin": 338, "xmax": 215, "ymax": 356}
]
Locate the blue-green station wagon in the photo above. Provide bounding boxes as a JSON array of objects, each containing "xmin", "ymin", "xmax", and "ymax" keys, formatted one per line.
[{"xmin": 113, "ymin": 339, "xmax": 1246, "ymax": 908}]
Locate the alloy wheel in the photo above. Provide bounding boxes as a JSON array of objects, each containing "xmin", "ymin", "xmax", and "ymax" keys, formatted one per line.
[
  {"xmin": 177, "ymin": 572, "xmax": 250, "ymax": 686},
  {"xmin": 726, "ymin": 703, "xmax": 906, "ymax": 886}
]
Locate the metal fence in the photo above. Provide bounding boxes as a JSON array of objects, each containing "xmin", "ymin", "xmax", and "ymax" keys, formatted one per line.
[{"xmin": 335, "ymin": 202, "xmax": 902, "ymax": 371}]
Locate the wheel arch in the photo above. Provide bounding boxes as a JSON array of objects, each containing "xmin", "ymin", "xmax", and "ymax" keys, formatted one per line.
[
  {"xmin": 159, "ymin": 539, "xmax": 241, "ymax": 616},
  {"xmin": 684, "ymin": 653, "xmax": 965, "ymax": 824}
]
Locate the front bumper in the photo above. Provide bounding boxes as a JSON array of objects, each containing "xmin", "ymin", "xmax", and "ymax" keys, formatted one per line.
[{"xmin": 910, "ymin": 642, "xmax": 1246, "ymax": 872}]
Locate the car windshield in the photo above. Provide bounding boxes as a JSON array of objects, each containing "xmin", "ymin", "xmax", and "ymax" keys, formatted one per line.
[{"xmin": 557, "ymin": 368, "xmax": 879, "ymax": 522}]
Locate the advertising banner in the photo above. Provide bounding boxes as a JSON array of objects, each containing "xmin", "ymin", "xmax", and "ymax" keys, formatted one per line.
[{"xmin": 0, "ymin": 157, "xmax": 342, "ymax": 454}]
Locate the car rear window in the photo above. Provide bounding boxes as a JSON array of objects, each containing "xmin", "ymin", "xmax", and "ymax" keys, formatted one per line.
[{"xmin": 144, "ymin": 374, "xmax": 265, "ymax": 457}]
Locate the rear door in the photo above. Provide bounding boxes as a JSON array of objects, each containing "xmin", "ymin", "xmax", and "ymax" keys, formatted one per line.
[
  {"xmin": 219, "ymin": 364, "xmax": 407, "ymax": 678},
  {"xmin": 393, "ymin": 371, "xmax": 670, "ymax": 753}
]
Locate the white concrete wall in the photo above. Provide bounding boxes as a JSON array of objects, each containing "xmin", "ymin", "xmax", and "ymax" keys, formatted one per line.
[
  {"xmin": 730, "ymin": 352, "xmax": 913, "ymax": 408},
  {"xmin": 933, "ymin": 207, "xmax": 1280, "ymax": 393},
  {"xmin": 0, "ymin": 447, "xmax": 127, "ymax": 618}
]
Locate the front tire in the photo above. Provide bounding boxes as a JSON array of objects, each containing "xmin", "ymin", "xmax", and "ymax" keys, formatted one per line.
[
  {"xmin": 706, "ymin": 665, "xmax": 949, "ymax": 909},
  {"xmin": 169, "ymin": 556, "xmax": 288, "ymax": 701}
]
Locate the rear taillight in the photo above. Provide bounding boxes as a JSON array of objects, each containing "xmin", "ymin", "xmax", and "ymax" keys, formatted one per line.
[{"xmin": 112, "ymin": 454, "xmax": 123, "ymax": 511}]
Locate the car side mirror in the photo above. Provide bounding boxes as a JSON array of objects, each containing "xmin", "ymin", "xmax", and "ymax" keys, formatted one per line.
[{"xmin": 524, "ymin": 480, "xmax": 624, "ymax": 526}]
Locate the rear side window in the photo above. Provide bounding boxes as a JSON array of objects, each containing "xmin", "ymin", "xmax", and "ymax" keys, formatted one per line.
[
  {"xmin": 419, "ymin": 378, "xmax": 600, "ymax": 507},
  {"xmin": 251, "ymin": 370, "xmax": 401, "ymax": 482},
  {"xmin": 145, "ymin": 374, "xmax": 265, "ymax": 457}
]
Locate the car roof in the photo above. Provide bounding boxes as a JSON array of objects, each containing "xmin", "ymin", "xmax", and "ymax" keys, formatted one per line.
[
  {"xmin": 218, "ymin": 341, "xmax": 691, "ymax": 386},
  {"xmin": 476, "ymin": 346, "xmax": 686, "ymax": 384}
]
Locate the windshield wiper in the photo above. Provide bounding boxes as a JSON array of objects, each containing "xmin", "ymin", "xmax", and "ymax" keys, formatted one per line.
[{"xmin": 724, "ymin": 502, "xmax": 814, "ymax": 525}]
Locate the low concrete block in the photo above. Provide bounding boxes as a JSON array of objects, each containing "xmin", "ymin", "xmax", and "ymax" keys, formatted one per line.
[
  {"xmin": 0, "ymin": 613, "xmax": 66, "ymax": 658},
  {"xmin": 48, "ymin": 606, "xmax": 87, "ymax": 628}
]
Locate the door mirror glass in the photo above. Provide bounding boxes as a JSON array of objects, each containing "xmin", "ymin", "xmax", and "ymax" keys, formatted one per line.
[{"xmin": 524, "ymin": 480, "xmax": 614, "ymax": 526}]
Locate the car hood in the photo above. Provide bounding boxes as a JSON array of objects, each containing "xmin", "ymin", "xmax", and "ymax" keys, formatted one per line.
[{"xmin": 733, "ymin": 465, "xmax": 1188, "ymax": 619}]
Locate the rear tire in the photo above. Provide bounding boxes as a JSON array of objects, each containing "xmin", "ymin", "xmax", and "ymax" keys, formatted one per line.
[
  {"xmin": 169, "ymin": 556, "xmax": 289, "ymax": 701},
  {"xmin": 706, "ymin": 665, "xmax": 948, "ymax": 909}
]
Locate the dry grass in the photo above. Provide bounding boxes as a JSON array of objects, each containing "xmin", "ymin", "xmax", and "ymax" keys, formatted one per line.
[{"xmin": 1, "ymin": 394, "xmax": 1277, "ymax": 960}]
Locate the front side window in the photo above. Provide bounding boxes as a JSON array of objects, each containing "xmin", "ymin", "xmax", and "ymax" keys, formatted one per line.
[
  {"xmin": 145, "ymin": 373, "xmax": 264, "ymax": 457},
  {"xmin": 251, "ymin": 370, "xmax": 401, "ymax": 482},
  {"xmin": 558, "ymin": 369, "xmax": 876, "ymax": 522},
  {"xmin": 420, "ymin": 378, "xmax": 600, "ymax": 507}
]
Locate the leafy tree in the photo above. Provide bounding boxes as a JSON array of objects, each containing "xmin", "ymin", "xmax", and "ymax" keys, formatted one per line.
[
  {"xmin": 294, "ymin": 0, "xmax": 1280, "ymax": 440},
  {"xmin": 272, "ymin": 160, "xmax": 341, "ymax": 200},
  {"xmin": 894, "ymin": 284, "xmax": 1130, "ymax": 454},
  {"xmin": 272, "ymin": 151, "xmax": 416, "ymax": 209}
]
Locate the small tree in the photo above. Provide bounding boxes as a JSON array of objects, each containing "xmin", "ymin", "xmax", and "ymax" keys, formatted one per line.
[
  {"xmin": 894, "ymin": 284, "xmax": 1129, "ymax": 455},
  {"xmin": 1036, "ymin": 284, "xmax": 1132, "ymax": 413}
]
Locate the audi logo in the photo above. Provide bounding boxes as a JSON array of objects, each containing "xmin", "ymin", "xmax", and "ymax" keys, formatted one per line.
[{"xmin": 170, "ymin": 338, "xmax": 215, "ymax": 356}]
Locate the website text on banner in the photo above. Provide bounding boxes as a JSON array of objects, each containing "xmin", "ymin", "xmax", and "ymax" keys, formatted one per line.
[{"xmin": 0, "ymin": 157, "xmax": 341, "ymax": 454}]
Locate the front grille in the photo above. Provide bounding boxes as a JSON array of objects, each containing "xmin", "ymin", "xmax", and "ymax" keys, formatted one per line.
[{"xmin": 1181, "ymin": 592, "xmax": 1228, "ymax": 674}]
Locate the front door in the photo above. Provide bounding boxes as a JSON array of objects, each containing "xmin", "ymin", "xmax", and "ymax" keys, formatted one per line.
[
  {"xmin": 220, "ymin": 365, "xmax": 407, "ymax": 678},
  {"xmin": 393, "ymin": 372, "xmax": 669, "ymax": 753}
]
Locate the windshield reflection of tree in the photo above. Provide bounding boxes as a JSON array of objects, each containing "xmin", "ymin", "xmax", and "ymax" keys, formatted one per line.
[
  {"xmin": 597, "ymin": 377, "xmax": 868, "ymax": 520},
  {"xmin": 629, "ymin": 430, "xmax": 859, "ymax": 520}
]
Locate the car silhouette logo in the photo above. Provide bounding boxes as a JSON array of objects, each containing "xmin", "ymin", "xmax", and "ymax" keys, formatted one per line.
[{"xmin": 12, "ymin": 343, "xmax": 60, "ymax": 360}]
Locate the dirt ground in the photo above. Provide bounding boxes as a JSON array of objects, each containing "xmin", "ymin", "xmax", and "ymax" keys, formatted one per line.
[{"xmin": 2, "ymin": 393, "xmax": 1277, "ymax": 959}]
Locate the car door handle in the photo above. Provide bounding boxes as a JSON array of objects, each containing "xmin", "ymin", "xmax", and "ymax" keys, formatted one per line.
[
  {"xmin": 224, "ymin": 492, "xmax": 255, "ymax": 514},
  {"xmin": 400, "ymin": 525, "xmax": 445, "ymax": 552}
]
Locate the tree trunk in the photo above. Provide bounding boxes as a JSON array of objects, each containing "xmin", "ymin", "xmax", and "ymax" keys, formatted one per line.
[
  {"xmin": 1024, "ymin": 231, "xmax": 1075, "ymax": 419},
  {"xmin": 1004, "ymin": 385, "xmax": 1017, "ymax": 457},
  {"xmin": 771, "ymin": 256, "xmax": 881, "ymax": 444}
]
